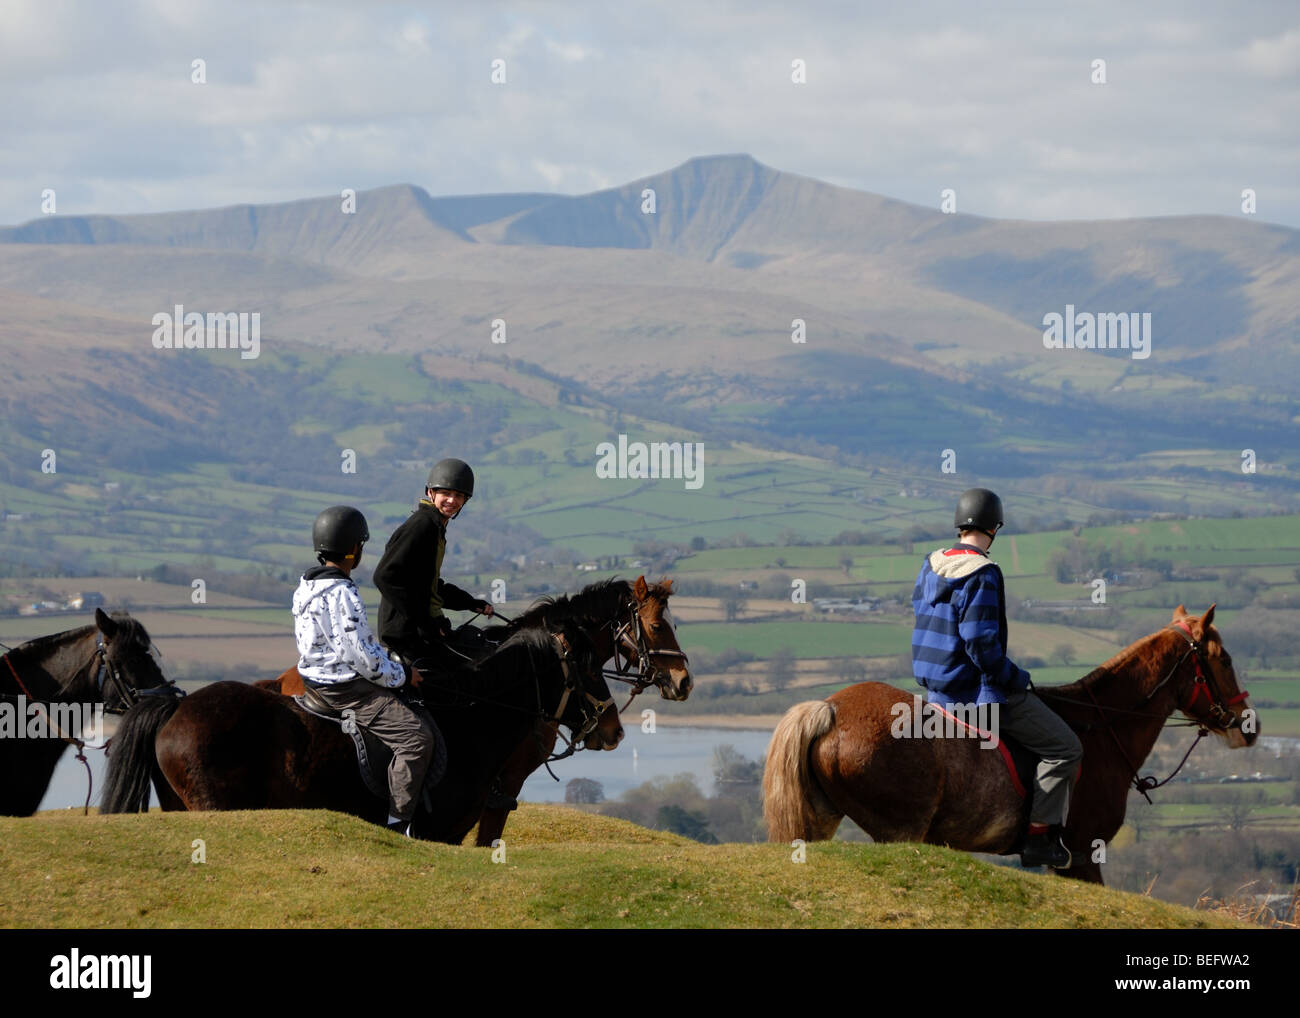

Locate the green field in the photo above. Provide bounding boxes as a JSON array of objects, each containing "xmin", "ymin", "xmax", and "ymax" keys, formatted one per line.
[{"xmin": 681, "ymin": 619, "xmax": 914, "ymax": 657}]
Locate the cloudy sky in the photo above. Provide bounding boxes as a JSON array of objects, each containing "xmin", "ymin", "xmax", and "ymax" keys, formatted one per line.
[{"xmin": 2, "ymin": 0, "xmax": 1297, "ymax": 228}]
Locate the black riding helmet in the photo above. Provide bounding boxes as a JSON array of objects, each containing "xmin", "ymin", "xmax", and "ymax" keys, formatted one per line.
[
  {"xmin": 312, "ymin": 505, "xmax": 370, "ymax": 563},
  {"xmin": 427, "ymin": 458, "xmax": 474, "ymax": 498},
  {"xmin": 954, "ymin": 488, "xmax": 1003, "ymax": 539},
  {"xmin": 426, "ymin": 458, "xmax": 474, "ymax": 519}
]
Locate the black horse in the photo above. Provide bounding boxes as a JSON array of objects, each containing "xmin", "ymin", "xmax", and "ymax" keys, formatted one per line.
[
  {"xmin": 1, "ymin": 608, "xmax": 177, "ymax": 816},
  {"xmin": 102, "ymin": 616, "xmax": 621, "ymax": 843},
  {"xmin": 471, "ymin": 576, "xmax": 691, "ymax": 845}
]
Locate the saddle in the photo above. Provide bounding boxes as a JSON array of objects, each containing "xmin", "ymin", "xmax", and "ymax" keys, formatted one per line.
[
  {"xmin": 928, "ymin": 702, "xmax": 1083, "ymax": 855},
  {"xmin": 927, "ymin": 702, "xmax": 1032, "ymax": 798},
  {"xmin": 293, "ymin": 684, "xmax": 448, "ymax": 810}
]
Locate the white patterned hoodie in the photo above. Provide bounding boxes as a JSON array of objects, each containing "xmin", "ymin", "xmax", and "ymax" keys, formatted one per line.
[{"xmin": 293, "ymin": 566, "xmax": 407, "ymax": 688}]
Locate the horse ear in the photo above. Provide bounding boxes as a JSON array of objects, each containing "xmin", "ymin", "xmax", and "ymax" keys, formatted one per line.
[
  {"xmin": 1201, "ymin": 603, "xmax": 1216, "ymax": 630},
  {"xmin": 661, "ymin": 577, "xmax": 674, "ymax": 595},
  {"xmin": 634, "ymin": 575, "xmax": 648, "ymax": 600},
  {"xmin": 94, "ymin": 607, "xmax": 118, "ymax": 640},
  {"xmin": 1172, "ymin": 604, "xmax": 1188, "ymax": 622}
]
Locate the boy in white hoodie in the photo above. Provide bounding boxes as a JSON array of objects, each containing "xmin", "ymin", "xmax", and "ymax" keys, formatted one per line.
[{"xmin": 293, "ymin": 505, "xmax": 435, "ymax": 836}]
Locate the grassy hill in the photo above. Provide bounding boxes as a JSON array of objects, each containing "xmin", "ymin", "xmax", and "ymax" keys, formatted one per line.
[{"xmin": 0, "ymin": 806, "xmax": 1245, "ymax": 929}]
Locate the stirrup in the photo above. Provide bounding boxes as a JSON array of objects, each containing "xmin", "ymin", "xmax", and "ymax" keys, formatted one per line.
[{"xmin": 386, "ymin": 819, "xmax": 413, "ymax": 838}]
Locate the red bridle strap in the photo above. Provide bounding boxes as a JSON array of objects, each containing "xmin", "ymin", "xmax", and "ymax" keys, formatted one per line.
[{"xmin": 1170, "ymin": 619, "xmax": 1248, "ymax": 707}]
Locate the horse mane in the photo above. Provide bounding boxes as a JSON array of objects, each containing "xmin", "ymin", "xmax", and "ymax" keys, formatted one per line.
[
  {"xmin": 11, "ymin": 612, "xmax": 151, "ymax": 661},
  {"xmin": 105, "ymin": 613, "xmax": 153, "ymax": 648},
  {"xmin": 444, "ymin": 619, "xmax": 600, "ymax": 705},
  {"xmin": 510, "ymin": 576, "xmax": 673, "ymax": 631},
  {"xmin": 511, "ymin": 578, "xmax": 633, "ymax": 629},
  {"xmin": 9, "ymin": 625, "xmax": 89, "ymax": 659},
  {"xmin": 485, "ymin": 620, "xmax": 598, "ymax": 673},
  {"xmin": 1032, "ymin": 625, "xmax": 1173, "ymax": 705}
]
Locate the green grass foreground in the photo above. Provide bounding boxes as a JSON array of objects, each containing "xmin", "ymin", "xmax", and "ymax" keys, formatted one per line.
[{"xmin": 0, "ymin": 805, "xmax": 1244, "ymax": 929}]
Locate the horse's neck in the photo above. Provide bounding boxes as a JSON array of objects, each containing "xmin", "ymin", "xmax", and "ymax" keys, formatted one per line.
[
  {"xmin": 0, "ymin": 637, "xmax": 87, "ymax": 815},
  {"xmin": 5, "ymin": 636, "xmax": 90, "ymax": 702},
  {"xmin": 1076, "ymin": 632, "xmax": 1183, "ymax": 766},
  {"xmin": 589, "ymin": 619, "xmax": 618, "ymax": 665}
]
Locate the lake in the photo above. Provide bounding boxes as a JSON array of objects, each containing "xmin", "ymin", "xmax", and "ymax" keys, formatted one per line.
[{"xmin": 37, "ymin": 720, "xmax": 774, "ymax": 812}]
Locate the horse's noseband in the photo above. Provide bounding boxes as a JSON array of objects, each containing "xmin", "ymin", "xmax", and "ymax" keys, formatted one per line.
[
  {"xmin": 611, "ymin": 600, "xmax": 689, "ymax": 692},
  {"xmin": 1166, "ymin": 620, "xmax": 1249, "ymax": 729}
]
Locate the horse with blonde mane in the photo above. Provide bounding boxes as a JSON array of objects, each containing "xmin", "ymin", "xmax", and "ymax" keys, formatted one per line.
[{"xmin": 763, "ymin": 605, "xmax": 1255, "ymax": 883}]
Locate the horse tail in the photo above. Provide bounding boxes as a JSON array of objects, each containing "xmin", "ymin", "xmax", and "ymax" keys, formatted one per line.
[
  {"xmin": 763, "ymin": 699, "xmax": 842, "ymax": 843},
  {"xmin": 101, "ymin": 695, "xmax": 181, "ymax": 813}
]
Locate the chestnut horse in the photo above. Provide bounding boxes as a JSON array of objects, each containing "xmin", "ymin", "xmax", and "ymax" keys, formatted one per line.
[
  {"xmin": 764, "ymin": 606, "xmax": 1255, "ymax": 883},
  {"xmin": 102, "ymin": 618, "xmax": 622, "ymax": 843},
  {"xmin": 1, "ymin": 609, "xmax": 178, "ymax": 816}
]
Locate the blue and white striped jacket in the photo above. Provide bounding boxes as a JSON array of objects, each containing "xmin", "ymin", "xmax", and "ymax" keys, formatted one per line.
[{"xmin": 911, "ymin": 544, "xmax": 1030, "ymax": 707}]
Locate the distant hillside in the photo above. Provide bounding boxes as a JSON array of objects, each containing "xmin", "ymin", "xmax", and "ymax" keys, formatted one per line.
[
  {"xmin": 2, "ymin": 153, "xmax": 1296, "ymax": 389},
  {"xmin": 0, "ymin": 152, "xmax": 1297, "ymax": 559}
]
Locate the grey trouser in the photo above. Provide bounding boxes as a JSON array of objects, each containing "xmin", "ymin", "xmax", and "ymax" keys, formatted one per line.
[
  {"xmin": 313, "ymin": 679, "xmax": 435, "ymax": 822},
  {"xmin": 996, "ymin": 690, "xmax": 1083, "ymax": 826}
]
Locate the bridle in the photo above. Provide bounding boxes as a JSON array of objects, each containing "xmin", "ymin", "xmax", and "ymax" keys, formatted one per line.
[
  {"xmin": 543, "ymin": 629, "xmax": 617, "ymax": 763},
  {"xmin": 1142, "ymin": 619, "xmax": 1249, "ymax": 729},
  {"xmin": 408, "ymin": 625, "xmax": 616, "ymax": 763},
  {"xmin": 1043, "ymin": 619, "xmax": 1250, "ymax": 803},
  {"xmin": 0, "ymin": 629, "xmax": 182, "ymax": 814},
  {"xmin": 87, "ymin": 633, "xmax": 183, "ymax": 713},
  {"xmin": 1, "ymin": 631, "xmax": 179, "ymax": 716},
  {"xmin": 606, "ymin": 599, "xmax": 690, "ymax": 707}
]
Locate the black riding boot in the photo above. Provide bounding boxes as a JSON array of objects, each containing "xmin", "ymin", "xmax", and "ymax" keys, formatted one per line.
[{"xmin": 1020, "ymin": 826, "xmax": 1071, "ymax": 869}]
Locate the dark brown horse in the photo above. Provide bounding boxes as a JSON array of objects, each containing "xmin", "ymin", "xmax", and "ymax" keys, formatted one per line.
[
  {"xmin": 473, "ymin": 576, "xmax": 691, "ymax": 846},
  {"xmin": 1, "ymin": 609, "xmax": 177, "ymax": 816},
  {"xmin": 253, "ymin": 576, "xmax": 690, "ymax": 846},
  {"xmin": 102, "ymin": 618, "xmax": 622, "ymax": 843},
  {"xmin": 763, "ymin": 606, "xmax": 1255, "ymax": 883}
]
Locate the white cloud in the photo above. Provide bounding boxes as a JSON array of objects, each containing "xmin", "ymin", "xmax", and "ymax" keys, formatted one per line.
[
  {"xmin": 545, "ymin": 39, "xmax": 596, "ymax": 63},
  {"xmin": 1240, "ymin": 27, "xmax": 1300, "ymax": 77},
  {"xmin": 0, "ymin": 0, "xmax": 1297, "ymax": 229}
]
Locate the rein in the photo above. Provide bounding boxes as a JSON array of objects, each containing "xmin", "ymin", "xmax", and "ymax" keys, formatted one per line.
[
  {"xmin": 541, "ymin": 630, "xmax": 616, "ymax": 764},
  {"xmin": 0, "ymin": 630, "xmax": 183, "ymax": 815},
  {"xmin": 1, "ymin": 637, "xmax": 109, "ymax": 816},
  {"xmin": 1039, "ymin": 621, "xmax": 1249, "ymax": 803},
  {"xmin": 408, "ymin": 629, "xmax": 613, "ymax": 758}
]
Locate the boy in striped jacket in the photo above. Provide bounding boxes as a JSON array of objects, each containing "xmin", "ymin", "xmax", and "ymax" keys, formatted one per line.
[{"xmin": 911, "ymin": 488, "xmax": 1082, "ymax": 869}]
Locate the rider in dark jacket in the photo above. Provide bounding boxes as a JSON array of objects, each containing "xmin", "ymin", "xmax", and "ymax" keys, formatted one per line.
[{"xmin": 374, "ymin": 459, "xmax": 493, "ymax": 673}]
